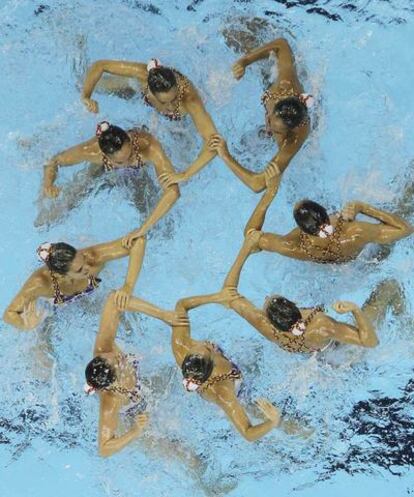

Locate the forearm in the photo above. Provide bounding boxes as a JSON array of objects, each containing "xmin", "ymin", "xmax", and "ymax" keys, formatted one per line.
[
  {"xmin": 224, "ymin": 242, "xmax": 253, "ymax": 288},
  {"xmin": 82, "ymin": 62, "xmax": 104, "ymax": 98},
  {"xmin": 126, "ymin": 297, "xmax": 171, "ymax": 324},
  {"xmin": 136, "ymin": 187, "xmax": 179, "ymax": 235},
  {"xmin": 221, "ymin": 153, "xmax": 265, "ymax": 192},
  {"xmin": 242, "ymin": 38, "xmax": 287, "ymax": 66},
  {"xmin": 244, "ymin": 189, "xmax": 276, "ymax": 235},
  {"xmin": 99, "ymin": 428, "xmax": 141, "ymax": 457},
  {"xmin": 241, "ymin": 419, "xmax": 277, "ymax": 442},
  {"xmin": 123, "ymin": 238, "xmax": 146, "ymax": 293},
  {"xmin": 176, "ymin": 292, "xmax": 223, "ymax": 312},
  {"xmin": 3, "ymin": 310, "xmax": 32, "ymax": 331},
  {"xmin": 358, "ymin": 203, "xmax": 411, "ymax": 231},
  {"xmin": 352, "ymin": 308, "xmax": 378, "ymax": 347},
  {"xmin": 43, "ymin": 162, "xmax": 58, "ymax": 189},
  {"xmin": 183, "ymin": 144, "xmax": 216, "ymax": 181}
]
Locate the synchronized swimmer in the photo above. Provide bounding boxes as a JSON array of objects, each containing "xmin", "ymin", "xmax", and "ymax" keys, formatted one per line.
[{"xmin": 3, "ymin": 37, "xmax": 413, "ymax": 455}]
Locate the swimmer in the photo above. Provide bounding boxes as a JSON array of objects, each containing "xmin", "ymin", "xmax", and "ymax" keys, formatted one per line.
[
  {"xmin": 218, "ymin": 231, "xmax": 403, "ymax": 353},
  {"xmin": 3, "ymin": 234, "xmax": 144, "ymax": 331},
  {"xmin": 209, "ymin": 38, "xmax": 312, "ymax": 192},
  {"xmin": 85, "ymin": 239, "xmax": 148, "ymax": 456},
  {"xmin": 82, "ymin": 58, "xmax": 218, "ymax": 189},
  {"xmin": 42, "ymin": 122, "xmax": 180, "ymax": 245},
  {"xmin": 244, "ymin": 176, "xmax": 413, "ymax": 264},
  {"xmin": 121, "ymin": 293, "xmax": 281, "ymax": 441}
]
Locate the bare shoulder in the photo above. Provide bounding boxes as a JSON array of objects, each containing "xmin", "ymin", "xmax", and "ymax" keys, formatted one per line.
[{"xmin": 130, "ymin": 128, "xmax": 153, "ymax": 150}]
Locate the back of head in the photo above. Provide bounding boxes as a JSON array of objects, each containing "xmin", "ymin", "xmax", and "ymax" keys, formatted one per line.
[
  {"xmin": 181, "ymin": 354, "xmax": 214, "ymax": 383},
  {"xmin": 47, "ymin": 242, "xmax": 77, "ymax": 274},
  {"xmin": 85, "ymin": 357, "xmax": 116, "ymax": 390},
  {"xmin": 97, "ymin": 122, "xmax": 129, "ymax": 156},
  {"xmin": 294, "ymin": 200, "xmax": 330, "ymax": 236},
  {"xmin": 266, "ymin": 296, "xmax": 302, "ymax": 332},
  {"xmin": 148, "ymin": 67, "xmax": 177, "ymax": 94},
  {"xmin": 274, "ymin": 96, "xmax": 307, "ymax": 129}
]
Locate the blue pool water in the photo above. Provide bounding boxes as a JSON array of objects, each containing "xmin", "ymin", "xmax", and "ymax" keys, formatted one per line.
[{"xmin": 1, "ymin": 1, "xmax": 414, "ymax": 496}]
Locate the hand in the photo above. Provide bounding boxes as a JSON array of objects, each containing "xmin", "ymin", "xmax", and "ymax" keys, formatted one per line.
[
  {"xmin": 232, "ymin": 60, "xmax": 246, "ymax": 80},
  {"xmin": 114, "ymin": 286, "xmax": 131, "ymax": 311},
  {"xmin": 256, "ymin": 398, "xmax": 281, "ymax": 427},
  {"xmin": 122, "ymin": 230, "xmax": 144, "ymax": 250},
  {"xmin": 332, "ymin": 300, "xmax": 359, "ymax": 314},
  {"xmin": 218, "ymin": 287, "xmax": 240, "ymax": 307},
  {"xmin": 82, "ymin": 97, "xmax": 99, "ymax": 113},
  {"xmin": 158, "ymin": 172, "xmax": 185, "ymax": 189},
  {"xmin": 171, "ymin": 311, "xmax": 190, "ymax": 327},
  {"xmin": 208, "ymin": 134, "xmax": 230, "ymax": 159},
  {"xmin": 245, "ymin": 229, "xmax": 263, "ymax": 249},
  {"xmin": 43, "ymin": 185, "xmax": 61, "ymax": 198},
  {"xmin": 264, "ymin": 160, "xmax": 281, "ymax": 188},
  {"xmin": 22, "ymin": 301, "xmax": 46, "ymax": 329},
  {"xmin": 133, "ymin": 413, "xmax": 149, "ymax": 433},
  {"xmin": 341, "ymin": 201, "xmax": 361, "ymax": 222}
]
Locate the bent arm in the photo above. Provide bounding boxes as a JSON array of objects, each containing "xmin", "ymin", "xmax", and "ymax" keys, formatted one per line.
[
  {"xmin": 224, "ymin": 239, "xmax": 256, "ymax": 289},
  {"xmin": 175, "ymin": 292, "xmax": 224, "ymax": 312},
  {"xmin": 220, "ymin": 150, "xmax": 266, "ymax": 192},
  {"xmin": 43, "ymin": 138, "xmax": 100, "ymax": 192},
  {"xmin": 82, "ymin": 60, "xmax": 147, "ymax": 99},
  {"xmin": 328, "ymin": 309, "xmax": 378, "ymax": 348},
  {"xmin": 98, "ymin": 396, "xmax": 142, "ymax": 457},
  {"xmin": 218, "ymin": 392, "xmax": 277, "ymax": 442},
  {"xmin": 357, "ymin": 203, "xmax": 413, "ymax": 243},
  {"xmin": 241, "ymin": 38, "xmax": 298, "ymax": 82},
  {"xmin": 3, "ymin": 276, "xmax": 45, "ymax": 331},
  {"xmin": 183, "ymin": 95, "xmax": 218, "ymax": 181},
  {"xmin": 126, "ymin": 296, "xmax": 173, "ymax": 325}
]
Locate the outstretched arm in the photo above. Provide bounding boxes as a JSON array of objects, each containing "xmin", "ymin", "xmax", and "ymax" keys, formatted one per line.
[
  {"xmin": 327, "ymin": 301, "xmax": 378, "ymax": 348},
  {"xmin": 223, "ymin": 231, "xmax": 262, "ymax": 289},
  {"xmin": 217, "ymin": 392, "xmax": 280, "ymax": 442},
  {"xmin": 209, "ymin": 134, "xmax": 266, "ymax": 192},
  {"xmin": 82, "ymin": 60, "xmax": 147, "ymax": 112},
  {"xmin": 98, "ymin": 395, "xmax": 147, "ymax": 457},
  {"xmin": 244, "ymin": 175, "xmax": 281, "ymax": 236},
  {"xmin": 43, "ymin": 138, "xmax": 101, "ymax": 198}
]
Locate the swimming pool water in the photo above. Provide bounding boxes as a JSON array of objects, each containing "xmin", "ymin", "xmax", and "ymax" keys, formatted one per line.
[{"xmin": 1, "ymin": 1, "xmax": 414, "ymax": 496}]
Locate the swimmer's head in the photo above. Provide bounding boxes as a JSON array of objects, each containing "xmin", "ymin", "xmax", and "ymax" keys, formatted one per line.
[
  {"xmin": 85, "ymin": 356, "xmax": 116, "ymax": 392},
  {"xmin": 294, "ymin": 200, "xmax": 330, "ymax": 236},
  {"xmin": 37, "ymin": 242, "xmax": 77, "ymax": 274},
  {"xmin": 147, "ymin": 64, "xmax": 178, "ymax": 103},
  {"xmin": 181, "ymin": 354, "xmax": 214, "ymax": 384},
  {"xmin": 272, "ymin": 96, "xmax": 307, "ymax": 132},
  {"xmin": 264, "ymin": 295, "xmax": 302, "ymax": 332},
  {"xmin": 96, "ymin": 121, "xmax": 132, "ymax": 163}
]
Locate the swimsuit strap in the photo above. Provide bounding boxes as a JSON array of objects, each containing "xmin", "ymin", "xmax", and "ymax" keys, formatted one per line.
[
  {"xmin": 50, "ymin": 271, "xmax": 64, "ymax": 305},
  {"xmin": 106, "ymin": 353, "xmax": 141, "ymax": 403},
  {"xmin": 299, "ymin": 215, "xmax": 349, "ymax": 264},
  {"xmin": 197, "ymin": 368, "xmax": 242, "ymax": 394},
  {"xmin": 272, "ymin": 305, "xmax": 325, "ymax": 353},
  {"xmin": 262, "ymin": 86, "xmax": 310, "ymax": 130}
]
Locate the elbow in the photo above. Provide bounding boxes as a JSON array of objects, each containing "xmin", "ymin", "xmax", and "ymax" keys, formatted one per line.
[
  {"xmin": 240, "ymin": 429, "xmax": 257, "ymax": 443},
  {"xmin": 364, "ymin": 336, "xmax": 379, "ymax": 348},
  {"xmin": 169, "ymin": 184, "xmax": 180, "ymax": 201},
  {"xmin": 98, "ymin": 444, "xmax": 112, "ymax": 458},
  {"xmin": 175, "ymin": 299, "xmax": 186, "ymax": 312}
]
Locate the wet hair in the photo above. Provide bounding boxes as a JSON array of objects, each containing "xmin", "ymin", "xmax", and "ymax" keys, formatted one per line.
[
  {"xmin": 85, "ymin": 357, "xmax": 116, "ymax": 390},
  {"xmin": 46, "ymin": 243, "xmax": 77, "ymax": 275},
  {"xmin": 181, "ymin": 354, "xmax": 213, "ymax": 383},
  {"xmin": 293, "ymin": 200, "xmax": 330, "ymax": 236},
  {"xmin": 266, "ymin": 296, "xmax": 302, "ymax": 332},
  {"xmin": 274, "ymin": 96, "xmax": 307, "ymax": 129},
  {"xmin": 148, "ymin": 67, "xmax": 177, "ymax": 94},
  {"xmin": 98, "ymin": 125, "xmax": 130, "ymax": 155}
]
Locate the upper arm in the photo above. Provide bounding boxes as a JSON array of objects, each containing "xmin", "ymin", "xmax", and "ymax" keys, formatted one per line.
[
  {"xmin": 5, "ymin": 274, "xmax": 45, "ymax": 314},
  {"xmin": 364, "ymin": 222, "xmax": 409, "ymax": 245},
  {"xmin": 94, "ymin": 294, "xmax": 120, "ymax": 355},
  {"xmin": 52, "ymin": 138, "xmax": 101, "ymax": 167},
  {"xmin": 147, "ymin": 137, "xmax": 176, "ymax": 177},
  {"xmin": 98, "ymin": 394, "xmax": 120, "ymax": 453},
  {"xmin": 186, "ymin": 93, "xmax": 217, "ymax": 140},
  {"xmin": 216, "ymin": 389, "xmax": 253, "ymax": 440},
  {"xmin": 230, "ymin": 297, "xmax": 274, "ymax": 340},
  {"xmin": 322, "ymin": 317, "xmax": 365, "ymax": 346},
  {"xmin": 272, "ymin": 39, "xmax": 300, "ymax": 85},
  {"xmin": 269, "ymin": 140, "xmax": 303, "ymax": 174},
  {"xmin": 87, "ymin": 239, "xmax": 128, "ymax": 265},
  {"xmin": 91, "ymin": 60, "xmax": 148, "ymax": 84}
]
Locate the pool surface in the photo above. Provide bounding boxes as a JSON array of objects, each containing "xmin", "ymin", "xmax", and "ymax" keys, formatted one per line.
[{"xmin": 1, "ymin": 1, "xmax": 414, "ymax": 496}]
